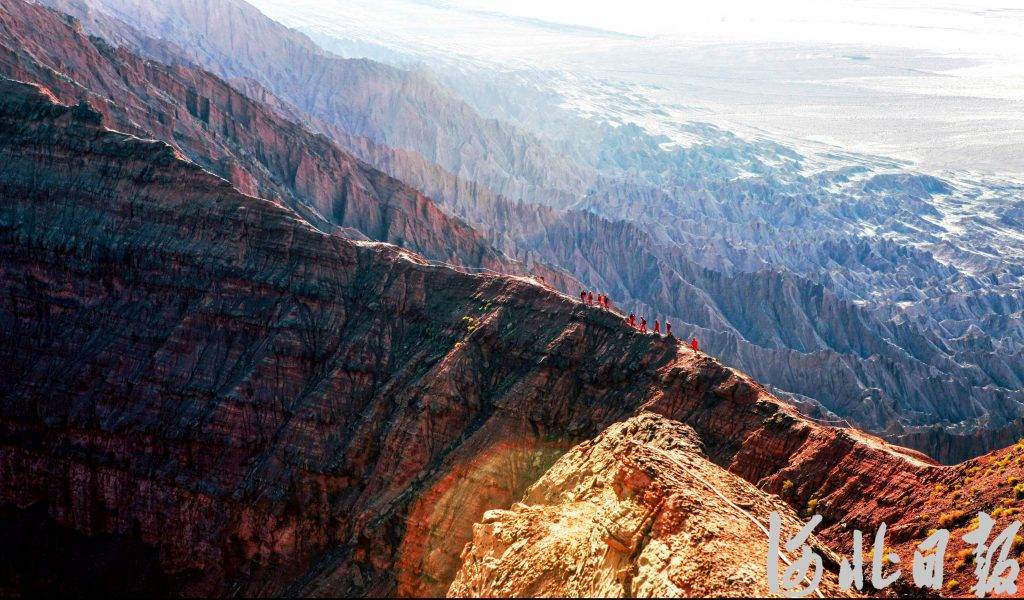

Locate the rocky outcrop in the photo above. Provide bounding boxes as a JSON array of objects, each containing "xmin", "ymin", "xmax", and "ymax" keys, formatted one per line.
[
  {"xmin": 449, "ymin": 412, "xmax": 853, "ymax": 598},
  {"xmin": 452, "ymin": 410, "xmax": 1024, "ymax": 598}
]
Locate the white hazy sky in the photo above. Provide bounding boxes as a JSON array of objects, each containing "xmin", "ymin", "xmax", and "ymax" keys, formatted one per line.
[
  {"xmin": 250, "ymin": 0, "xmax": 1024, "ymax": 174},
  {"xmin": 251, "ymin": 0, "xmax": 1024, "ymax": 62},
  {"xmin": 447, "ymin": 0, "xmax": 1023, "ymax": 57}
]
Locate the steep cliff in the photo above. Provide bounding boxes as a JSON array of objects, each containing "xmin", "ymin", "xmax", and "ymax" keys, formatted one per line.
[
  {"xmin": 0, "ymin": 77, "xmax": 593, "ymax": 595},
  {"xmin": 52, "ymin": 0, "xmax": 589, "ymax": 207},
  {"xmin": 0, "ymin": 79, "xmax": 885, "ymax": 595}
]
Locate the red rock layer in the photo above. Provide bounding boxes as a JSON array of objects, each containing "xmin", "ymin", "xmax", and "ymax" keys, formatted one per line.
[
  {"xmin": 0, "ymin": 79, "xmax": 682, "ymax": 596},
  {"xmin": 1, "ymin": 77, "xmax": 1019, "ymax": 599},
  {"xmin": 55, "ymin": 0, "xmax": 1024, "ymax": 467}
]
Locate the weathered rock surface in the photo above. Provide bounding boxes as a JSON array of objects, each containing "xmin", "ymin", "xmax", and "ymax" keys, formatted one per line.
[
  {"xmin": 451, "ymin": 409, "xmax": 1024, "ymax": 598},
  {"xmin": 0, "ymin": 80, "xmax": 951, "ymax": 597},
  {"xmin": 52, "ymin": 0, "xmax": 589, "ymax": 208},
  {"xmin": 46, "ymin": 0, "xmax": 1024, "ymax": 463},
  {"xmin": 449, "ymin": 412, "xmax": 852, "ymax": 598},
  {"xmin": 0, "ymin": 77, "xmax": 595, "ymax": 596}
]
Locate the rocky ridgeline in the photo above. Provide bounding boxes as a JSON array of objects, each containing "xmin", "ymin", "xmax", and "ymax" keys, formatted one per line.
[
  {"xmin": 6, "ymin": 74, "xmax": 1024, "ymax": 598},
  {"xmin": 0, "ymin": 79, "xmax": 941, "ymax": 595},
  {"xmin": 41, "ymin": 0, "xmax": 1024, "ymax": 463},
  {"xmin": 0, "ymin": 78, "xmax": 616, "ymax": 595}
]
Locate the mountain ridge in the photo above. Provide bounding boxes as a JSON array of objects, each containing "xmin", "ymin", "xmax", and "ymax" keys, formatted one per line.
[
  {"xmin": 0, "ymin": 78, "xmax": 926, "ymax": 595},
  {"xmin": 3, "ymin": 68, "xmax": 1024, "ymax": 599},
  {"xmin": 41, "ymin": 0, "xmax": 1024, "ymax": 463}
]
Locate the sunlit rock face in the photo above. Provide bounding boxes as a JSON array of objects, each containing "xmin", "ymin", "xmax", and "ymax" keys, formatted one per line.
[
  {"xmin": 39, "ymin": 0, "xmax": 1024, "ymax": 463},
  {"xmin": 448, "ymin": 412, "xmax": 853, "ymax": 598}
]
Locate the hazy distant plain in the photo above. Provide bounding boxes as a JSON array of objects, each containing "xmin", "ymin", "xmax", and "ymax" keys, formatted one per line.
[{"xmin": 250, "ymin": 0, "xmax": 1024, "ymax": 176}]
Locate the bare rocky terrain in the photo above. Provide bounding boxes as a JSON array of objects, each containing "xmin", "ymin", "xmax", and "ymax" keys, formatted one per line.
[
  {"xmin": 0, "ymin": 0, "xmax": 576, "ymax": 289},
  {"xmin": 2, "ymin": 0, "xmax": 1024, "ymax": 597},
  {"xmin": 36, "ymin": 0, "xmax": 1024, "ymax": 463},
  {"xmin": 0, "ymin": 78, "xmax": 905, "ymax": 595},
  {"xmin": 0, "ymin": 47, "xmax": 1022, "ymax": 599},
  {"xmin": 449, "ymin": 412, "xmax": 853, "ymax": 598}
]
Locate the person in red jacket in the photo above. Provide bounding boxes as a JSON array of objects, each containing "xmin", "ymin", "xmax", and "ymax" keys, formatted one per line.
[
  {"xmin": 691, "ymin": 337, "xmax": 699, "ymax": 351},
  {"xmin": 640, "ymin": 317, "xmax": 647, "ymax": 333},
  {"xmin": 628, "ymin": 313, "xmax": 636, "ymax": 328},
  {"xmin": 666, "ymin": 321, "xmax": 672, "ymax": 337},
  {"xmin": 654, "ymin": 320, "xmax": 660, "ymax": 335},
  {"xmin": 603, "ymin": 295, "xmax": 611, "ymax": 310},
  {"xmin": 597, "ymin": 293, "xmax": 604, "ymax": 308},
  {"xmin": 581, "ymin": 290, "xmax": 587, "ymax": 303},
  {"xmin": 587, "ymin": 291, "xmax": 594, "ymax": 306}
]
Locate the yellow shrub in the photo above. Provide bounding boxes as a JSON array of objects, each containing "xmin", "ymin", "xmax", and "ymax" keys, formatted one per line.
[{"xmin": 938, "ymin": 511, "xmax": 965, "ymax": 529}]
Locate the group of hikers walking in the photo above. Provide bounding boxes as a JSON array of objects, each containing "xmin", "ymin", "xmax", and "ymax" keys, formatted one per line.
[
  {"xmin": 580, "ymin": 290, "xmax": 611, "ymax": 310},
  {"xmin": 580, "ymin": 289, "xmax": 699, "ymax": 352}
]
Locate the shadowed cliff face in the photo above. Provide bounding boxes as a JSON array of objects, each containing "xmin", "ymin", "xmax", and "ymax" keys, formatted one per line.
[
  {"xmin": 7, "ymin": 77, "xmax": 1024, "ymax": 599},
  {"xmin": 0, "ymin": 78, "xmax": 634, "ymax": 596},
  {"xmin": 2, "ymin": 78, "xmax": 998, "ymax": 598},
  {"xmin": 0, "ymin": 0, "xmax": 577, "ymax": 291}
]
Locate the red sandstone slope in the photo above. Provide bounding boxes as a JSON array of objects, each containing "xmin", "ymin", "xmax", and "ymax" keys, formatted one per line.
[
  {"xmin": 0, "ymin": 0, "xmax": 574, "ymax": 288},
  {"xmin": 458, "ymin": 411, "xmax": 1024, "ymax": 598},
  {"xmin": 1, "ymin": 78, "xmax": 1021, "ymax": 598},
  {"xmin": 0, "ymin": 77, "xmax": 680, "ymax": 596}
]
